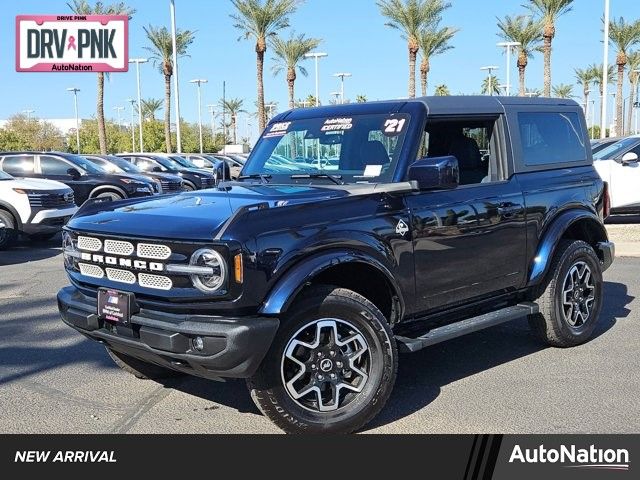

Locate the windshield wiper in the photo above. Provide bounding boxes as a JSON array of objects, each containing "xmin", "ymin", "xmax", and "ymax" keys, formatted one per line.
[
  {"xmin": 238, "ymin": 174, "xmax": 272, "ymax": 184},
  {"xmin": 290, "ymin": 173, "xmax": 344, "ymax": 185}
]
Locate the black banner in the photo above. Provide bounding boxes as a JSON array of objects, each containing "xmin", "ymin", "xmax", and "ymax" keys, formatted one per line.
[{"xmin": 0, "ymin": 435, "xmax": 636, "ymax": 478}]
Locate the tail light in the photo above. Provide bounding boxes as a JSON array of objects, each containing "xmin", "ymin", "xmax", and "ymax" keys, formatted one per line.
[{"xmin": 602, "ymin": 182, "xmax": 611, "ymax": 219}]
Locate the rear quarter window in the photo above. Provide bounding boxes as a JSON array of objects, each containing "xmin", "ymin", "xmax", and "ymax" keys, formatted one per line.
[{"xmin": 518, "ymin": 112, "xmax": 587, "ymax": 166}]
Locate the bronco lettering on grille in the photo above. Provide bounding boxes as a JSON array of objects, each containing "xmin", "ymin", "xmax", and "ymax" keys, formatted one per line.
[{"xmin": 79, "ymin": 252, "xmax": 164, "ymax": 272}]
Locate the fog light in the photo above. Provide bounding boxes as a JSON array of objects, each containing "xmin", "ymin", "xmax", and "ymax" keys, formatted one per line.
[{"xmin": 193, "ymin": 336, "xmax": 204, "ymax": 352}]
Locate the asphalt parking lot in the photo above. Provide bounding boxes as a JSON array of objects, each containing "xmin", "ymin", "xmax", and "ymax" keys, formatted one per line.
[{"xmin": 0, "ymin": 234, "xmax": 638, "ymax": 434}]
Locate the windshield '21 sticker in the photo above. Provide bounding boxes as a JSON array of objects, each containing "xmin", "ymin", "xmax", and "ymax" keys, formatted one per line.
[{"xmin": 382, "ymin": 117, "xmax": 407, "ymax": 136}]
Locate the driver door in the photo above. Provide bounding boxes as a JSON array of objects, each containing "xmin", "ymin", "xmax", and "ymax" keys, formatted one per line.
[{"xmin": 36, "ymin": 155, "xmax": 91, "ymax": 204}]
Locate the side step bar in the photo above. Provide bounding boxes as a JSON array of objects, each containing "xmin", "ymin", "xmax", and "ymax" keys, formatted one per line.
[{"xmin": 395, "ymin": 302, "xmax": 539, "ymax": 353}]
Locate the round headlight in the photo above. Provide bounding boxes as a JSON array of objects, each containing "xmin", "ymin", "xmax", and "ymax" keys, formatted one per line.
[{"xmin": 189, "ymin": 248, "xmax": 227, "ymax": 292}]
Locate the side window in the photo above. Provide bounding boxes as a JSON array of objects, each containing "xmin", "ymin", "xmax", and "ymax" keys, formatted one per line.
[
  {"xmin": 518, "ymin": 112, "xmax": 587, "ymax": 166},
  {"xmin": 424, "ymin": 118, "xmax": 500, "ymax": 186},
  {"xmin": 2, "ymin": 155, "xmax": 35, "ymax": 176},
  {"xmin": 40, "ymin": 155, "xmax": 73, "ymax": 175}
]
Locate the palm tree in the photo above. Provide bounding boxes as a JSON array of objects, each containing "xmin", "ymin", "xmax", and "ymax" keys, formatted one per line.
[
  {"xmin": 271, "ymin": 32, "xmax": 321, "ymax": 109},
  {"xmin": 356, "ymin": 95, "xmax": 368, "ymax": 103},
  {"xmin": 231, "ymin": 0, "xmax": 299, "ymax": 132},
  {"xmin": 220, "ymin": 98, "xmax": 247, "ymax": 145},
  {"xmin": 67, "ymin": 1, "xmax": 135, "ymax": 154},
  {"xmin": 143, "ymin": 25, "xmax": 195, "ymax": 153},
  {"xmin": 575, "ymin": 66, "xmax": 598, "ymax": 117},
  {"xmin": 434, "ymin": 84, "xmax": 450, "ymax": 96},
  {"xmin": 525, "ymin": 0, "xmax": 574, "ymax": 97},
  {"xmin": 378, "ymin": 0, "xmax": 451, "ymax": 98},
  {"xmin": 482, "ymin": 75, "xmax": 501, "ymax": 96},
  {"xmin": 552, "ymin": 83, "xmax": 574, "ymax": 99},
  {"xmin": 608, "ymin": 17, "xmax": 640, "ymax": 133},
  {"xmin": 418, "ymin": 25, "xmax": 458, "ymax": 96},
  {"xmin": 626, "ymin": 51, "xmax": 640, "ymax": 134},
  {"xmin": 140, "ymin": 98, "xmax": 163, "ymax": 121},
  {"xmin": 497, "ymin": 14, "xmax": 543, "ymax": 96},
  {"xmin": 592, "ymin": 63, "xmax": 616, "ymax": 98}
]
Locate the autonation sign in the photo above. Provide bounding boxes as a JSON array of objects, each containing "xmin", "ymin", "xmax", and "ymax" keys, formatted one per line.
[{"xmin": 16, "ymin": 15, "xmax": 128, "ymax": 72}]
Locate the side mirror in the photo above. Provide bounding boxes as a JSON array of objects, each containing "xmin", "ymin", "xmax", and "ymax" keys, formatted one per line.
[
  {"xmin": 621, "ymin": 152, "xmax": 638, "ymax": 165},
  {"xmin": 408, "ymin": 156, "xmax": 459, "ymax": 190},
  {"xmin": 67, "ymin": 167, "xmax": 81, "ymax": 179},
  {"xmin": 210, "ymin": 159, "xmax": 231, "ymax": 184}
]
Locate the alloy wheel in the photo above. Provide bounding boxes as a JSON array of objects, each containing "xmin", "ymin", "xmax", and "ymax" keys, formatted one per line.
[
  {"xmin": 281, "ymin": 318, "xmax": 370, "ymax": 412},
  {"xmin": 561, "ymin": 261, "xmax": 596, "ymax": 328}
]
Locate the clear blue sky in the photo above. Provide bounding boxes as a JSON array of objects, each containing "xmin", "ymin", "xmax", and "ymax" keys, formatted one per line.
[{"xmin": 1, "ymin": 0, "xmax": 637, "ymax": 137}]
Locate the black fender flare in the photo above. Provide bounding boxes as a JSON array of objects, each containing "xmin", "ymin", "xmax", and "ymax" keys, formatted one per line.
[
  {"xmin": 259, "ymin": 249, "xmax": 405, "ymax": 318},
  {"xmin": 0, "ymin": 200, "xmax": 23, "ymax": 230},
  {"xmin": 527, "ymin": 209, "xmax": 608, "ymax": 286}
]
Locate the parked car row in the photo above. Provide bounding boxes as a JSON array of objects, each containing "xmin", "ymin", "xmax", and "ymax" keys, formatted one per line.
[
  {"xmin": 0, "ymin": 151, "xmax": 236, "ymax": 249},
  {"xmin": 591, "ymin": 135, "xmax": 640, "ymax": 214}
]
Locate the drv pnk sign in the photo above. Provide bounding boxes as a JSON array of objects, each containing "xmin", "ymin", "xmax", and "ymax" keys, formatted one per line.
[{"xmin": 16, "ymin": 15, "xmax": 128, "ymax": 72}]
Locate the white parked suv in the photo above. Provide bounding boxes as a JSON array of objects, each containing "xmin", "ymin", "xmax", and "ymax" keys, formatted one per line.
[
  {"xmin": 0, "ymin": 170, "xmax": 78, "ymax": 249},
  {"xmin": 593, "ymin": 136, "xmax": 640, "ymax": 214}
]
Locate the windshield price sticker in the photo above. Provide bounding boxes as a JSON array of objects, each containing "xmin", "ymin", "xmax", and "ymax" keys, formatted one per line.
[
  {"xmin": 382, "ymin": 117, "xmax": 407, "ymax": 137},
  {"xmin": 264, "ymin": 121, "xmax": 292, "ymax": 138},
  {"xmin": 322, "ymin": 118, "xmax": 353, "ymax": 132}
]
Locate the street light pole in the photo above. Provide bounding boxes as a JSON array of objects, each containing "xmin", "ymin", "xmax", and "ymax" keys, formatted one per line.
[
  {"xmin": 305, "ymin": 52, "xmax": 328, "ymax": 106},
  {"xmin": 333, "ymin": 73, "xmax": 352, "ymax": 104},
  {"xmin": 113, "ymin": 106, "xmax": 125, "ymax": 128},
  {"xmin": 590, "ymin": 99, "xmax": 596, "ymax": 138},
  {"xmin": 23, "ymin": 109, "xmax": 35, "ymax": 120},
  {"xmin": 207, "ymin": 104, "xmax": 216, "ymax": 137},
  {"xmin": 633, "ymin": 69, "xmax": 640, "ymax": 134},
  {"xmin": 127, "ymin": 98, "xmax": 136, "ymax": 152},
  {"xmin": 480, "ymin": 66, "xmax": 500, "ymax": 96},
  {"xmin": 601, "ymin": 0, "xmax": 610, "ymax": 139},
  {"xmin": 330, "ymin": 92, "xmax": 341, "ymax": 104},
  {"xmin": 66, "ymin": 88, "xmax": 81, "ymax": 154},
  {"xmin": 497, "ymin": 42, "xmax": 520, "ymax": 96},
  {"xmin": 129, "ymin": 58, "xmax": 148, "ymax": 152},
  {"xmin": 189, "ymin": 79, "xmax": 208, "ymax": 154},
  {"xmin": 170, "ymin": 0, "xmax": 183, "ymax": 153}
]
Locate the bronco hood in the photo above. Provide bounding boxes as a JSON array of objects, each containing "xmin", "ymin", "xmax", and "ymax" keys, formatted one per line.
[{"xmin": 67, "ymin": 183, "xmax": 350, "ymax": 240}]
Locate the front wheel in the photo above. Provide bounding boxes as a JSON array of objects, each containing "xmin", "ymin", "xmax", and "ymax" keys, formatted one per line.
[
  {"xmin": 529, "ymin": 240, "xmax": 603, "ymax": 347},
  {"xmin": 247, "ymin": 286, "xmax": 397, "ymax": 434},
  {"xmin": 93, "ymin": 191, "xmax": 124, "ymax": 201}
]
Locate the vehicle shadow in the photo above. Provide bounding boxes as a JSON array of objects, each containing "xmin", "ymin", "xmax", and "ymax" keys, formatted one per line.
[
  {"xmin": 606, "ymin": 214, "xmax": 640, "ymax": 224},
  {"xmin": 158, "ymin": 281, "xmax": 633, "ymax": 425},
  {"xmin": 365, "ymin": 281, "xmax": 633, "ymax": 431},
  {"xmin": 0, "ymin": 233, "xmax": 61, "ymax": 266}
]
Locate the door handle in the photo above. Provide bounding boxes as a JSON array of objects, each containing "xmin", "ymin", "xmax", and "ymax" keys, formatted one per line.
[{"xmin": 497, "ymin": 203, "xmax": 523, "ymax": 217}]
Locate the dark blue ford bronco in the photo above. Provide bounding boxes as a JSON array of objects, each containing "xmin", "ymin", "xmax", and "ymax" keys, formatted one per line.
[{"xmin": 58, "ymin": 96, "xmax": 614, "ymax": 433}]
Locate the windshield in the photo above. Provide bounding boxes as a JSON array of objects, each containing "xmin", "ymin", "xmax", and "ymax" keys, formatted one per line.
[
  {"xmin": 108, "ymin": 156, "xmax": 142, "ymax": 174},
  {"xmin": 243, "ymin": 113, "xmax": 410, "ymax": 183},
  {"xmin": 0, "ymin": 171, "xmax": 13, "ymax": 180},
  {"xmin": 150, "ymin": 156, "xmax": 180, "ymax": 171},
  {"xmin": 157, "ymin": 156, "xmax": 189, "ymax": 170},
  {"xmin": 593, "ymin": 138, "xmax": 639, "ymax": 160},
  {"xmin": 166, "ymin": 155, "xmax": 199, "ymax": 169},
  {"xmin": 64, "ymin": 153, "xmax": 107, "ymax": 174}
]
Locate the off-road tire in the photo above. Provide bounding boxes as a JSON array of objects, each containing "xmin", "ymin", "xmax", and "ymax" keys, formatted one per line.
[
  {"xmin": 529, "ymin": 240, "xmax": 603, "ymax": 347},
  {"xmin": 106, "ymin": 347, "xmax": 184, "ymax": 380},
  {"xmin": 0, "ymin": 210, "xmax": 18, "ymax": 250},
  {"xmin": 247, "ymin": 286, "xmax": 398, "ymax": 434}
]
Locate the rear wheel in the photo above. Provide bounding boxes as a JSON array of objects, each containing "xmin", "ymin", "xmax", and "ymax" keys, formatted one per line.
[
  {"xmin": 182, "ymin": 182, "xmax": 196, "ymax": 191},
  {"xmin": 106, "ymin": 348, "xmax": 184, "ymax": 380},
  {"xmin": 529, "ymin": 240, "xmax": 603, "ymax": 347},
  {"xmin": 0, "ymin": 210, "xmax": 18, "ymax": 250},
  {"xmin": 93, "ymin": 191, "xmax": 124, "ymax": 201},
  {"xmin": 248, "ymin": 286, "xmax": 397, "ymax": 434}
]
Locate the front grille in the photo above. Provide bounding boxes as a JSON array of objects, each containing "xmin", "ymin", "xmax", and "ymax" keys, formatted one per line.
[
  {"xmin": 78, "ymin": 236, "xmax": 102, "ymax": 252},
  {"xmin": 160, "ymin": 180, "xmax": 181, "ymax": 192},
  {"xmin": 79, "ymin": 263, "xmax": 104, "ymax": 279},
  {"xmin": 104, "ymin": 239, "xmax": 134, "ymax": 256},
  {"xmin": 139, "ymin": 273, "xmax": 173, "ymax": 290},
  {"xmin": 27, "ymin": 191, "xmax": 75, "ymax": 208},
  {"xmin": 106, "ymin": 268, "xmax": 136, "ymax": 284},
  {"xmin": 200, "ymin": 177, "xmax": 215, "ymax": 188},
  {"xmin": 137, "ymin": 243, "xmax": 171, "ymax": 260}
]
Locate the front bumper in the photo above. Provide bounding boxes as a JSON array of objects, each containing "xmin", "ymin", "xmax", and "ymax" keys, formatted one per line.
[
  {"xmin": 57, "ymin": 286, "xmax": 279, "ymax": 379},
  {"xmin": 597, "ymin": 241, "xmax": 615, "ymax": 272}
]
